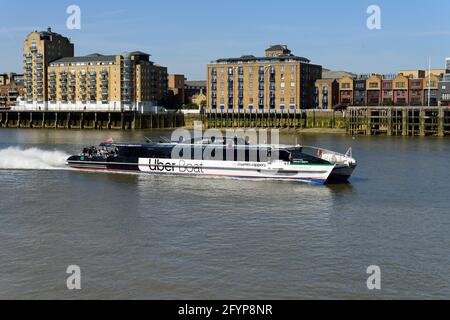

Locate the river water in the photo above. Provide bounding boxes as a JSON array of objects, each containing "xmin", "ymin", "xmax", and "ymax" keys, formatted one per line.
[{"xmin": 0, "ymin": 129, "xmax": 449, "ymax": 299}]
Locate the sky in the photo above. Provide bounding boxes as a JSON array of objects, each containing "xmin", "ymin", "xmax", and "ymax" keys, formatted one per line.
[{"xmin": 1, "ymin": 0, "xmax": 449, "ymax": 79}]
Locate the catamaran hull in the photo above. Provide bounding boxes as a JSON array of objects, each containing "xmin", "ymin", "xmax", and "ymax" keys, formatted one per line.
[
  {"xmin": 328, "ymin": 165, "xmax": 356, "ymax": 182},
  {"xmin": 67, "ymin": 158, "xmax": 335, "ymax": 185}
]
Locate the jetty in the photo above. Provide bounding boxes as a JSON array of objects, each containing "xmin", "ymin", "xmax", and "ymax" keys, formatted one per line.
[{"xmin": 347, "ymin": 106, "xmax": 450, "ymax": 137}]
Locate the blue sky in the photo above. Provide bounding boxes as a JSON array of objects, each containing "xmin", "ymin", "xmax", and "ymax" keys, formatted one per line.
[{"xmin": 1, "ymin": 0, "xmax": 449, "ymax": 79}]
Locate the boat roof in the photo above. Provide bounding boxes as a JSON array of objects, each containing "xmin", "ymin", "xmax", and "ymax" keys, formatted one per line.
[{"xmin": 99, "ymin": 141, "xmax": 299, "ymax": 150}]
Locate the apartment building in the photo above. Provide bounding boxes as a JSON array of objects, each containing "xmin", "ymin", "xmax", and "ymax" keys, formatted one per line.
[
  {"xmin": 354, "ymin": 75, "xmax": 368, "ymax": 106},
  {"xmin": 438, "ymin": 74, "xmax": 450, "ymax": 106},
  {"xmin": 0, "ymin": 83, "xmax": 24, "ymax": 109},
  {"xmin": 207, "ymin": 45, "xmax": 322, "ymax": 112},
  {"xmin": 392, "ymin": 73, "xmax": 409, "ymax": 106},
  {"xmin": 338, "ymin": 76, "xmax": 354, "ymax": 106},
  {"xmin": 23, "ymin": 28, "xmax": 74, "ymax": 108},
  {"xmin": 366, "ymin": 74, "xmax": 382, "ymax": 106},
  {"xmin": 168, "ymin": 74, "xmax": 186, "ymax": 108},
  {"xmin": 337, "ymin": 71, "xmax": 441, "ymax": 107},
  {"xmin": 185, "ymin": 80, "xmax": 207, "ymax": 105},
  {"xmin": 0, "ymin": 73, "xmax": 25, "ymax": 109},
  {"xmin": 314, "ymin": 79, "xmax": 339, "ymax": 109},
  {"xmin": 20, "ymin": 28, "xmax": 167, "ymax": 112},
  {"xmin": 0, "ymin": 73, "xmax": 24, "ymax": 86},
  {"xmin": 424, "ymin": 74, "xmax": 440, "ymax": 106}
]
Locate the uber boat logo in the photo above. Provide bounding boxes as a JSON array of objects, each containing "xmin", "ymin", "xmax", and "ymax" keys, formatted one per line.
[
  {"xmin": 366, "ymin": 265, "xmax": 381, "ymax": 290},
  {"xmin": 147, "ymin": 159, "xmax": 204, "ymax": 174},
  {"xmin": 66, "ymin": 265, "xmax": 81, "ymax": 290}
]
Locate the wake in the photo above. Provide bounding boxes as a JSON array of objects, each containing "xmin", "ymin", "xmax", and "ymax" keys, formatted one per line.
[{"xmin": 0, "ymin": 147, "xmax": 70, "ymax": 170}]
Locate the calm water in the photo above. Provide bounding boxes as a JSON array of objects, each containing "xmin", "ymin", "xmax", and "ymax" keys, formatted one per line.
[{"xmin": 0, "ymin": 129, "xmax": 449, "ymax": 300}]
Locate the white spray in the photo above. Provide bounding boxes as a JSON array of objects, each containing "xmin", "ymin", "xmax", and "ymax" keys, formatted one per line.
[{"xmin": 0, "ymin": 147, "xmax": 70, "ymax": 170}]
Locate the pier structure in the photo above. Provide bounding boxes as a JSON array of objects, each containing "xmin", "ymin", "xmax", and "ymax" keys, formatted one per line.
[
  {"xmin": 0, "ymin": 111, "xmax": 184, "ymax": 130},
  {"xmin": 200, "ymin": 109, "xmax": 346, "ymax": 130},
  {"xmin": 347, "ymin": 106, "xmax": 450, "ymax": 137}
]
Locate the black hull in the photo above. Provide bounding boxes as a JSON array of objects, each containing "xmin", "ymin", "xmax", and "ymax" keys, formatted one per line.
[
  {"xmin": 66, "ymin": 155, "xmax": 139, "ymax": 172},
  {"xmin": 326, "ymin": 165, "xmax": 356, "ymax": 183}
]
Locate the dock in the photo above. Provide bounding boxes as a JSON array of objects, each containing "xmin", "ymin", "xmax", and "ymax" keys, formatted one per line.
[
  {"xmin": 347, "ymin": 107, "xmax": 450, "ymax": 137},
  {"xmin": 200, "ymin": 110, "xmax": 347, "ymax": 130},
  {"xmin": 0, "ymin": 111, "xmax": 184, "ymax": 130}
]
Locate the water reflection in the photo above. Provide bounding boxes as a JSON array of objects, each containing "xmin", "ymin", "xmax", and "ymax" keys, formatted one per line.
[{"xmin": 136, "ymin": 174, "xmax": 335, "ymax": 221}]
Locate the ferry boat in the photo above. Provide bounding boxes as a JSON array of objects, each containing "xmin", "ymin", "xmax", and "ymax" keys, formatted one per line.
[{"xmin": 66, "ymin": 138, "xmax": 356, "ymax": 184}]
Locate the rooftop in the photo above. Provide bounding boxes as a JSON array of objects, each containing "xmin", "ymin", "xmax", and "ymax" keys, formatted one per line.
[
  {"xmin": 322, "ymin": 70, "xmax": 356, "ymax": 80},
  {"xmin": 213, "ymin": 45, "xmax": 311, "ymax": 64},
  {"xmin": 185, "ymin": 80, "xmax": 206, "ymax": 88},
  {"xmin": 50, "ymin": 54, "xmax": 117, "ymax": 66},
  {"xmin": 266, "ymin": 45, "xmax": 290, "ymax": 52},
  {"xmin": 213, "ymin": 55, "xmax": 311, "ymax": 64},
  {"xmin": 31, "ymin": 27, "xmax": 70, "ymax": 41}
]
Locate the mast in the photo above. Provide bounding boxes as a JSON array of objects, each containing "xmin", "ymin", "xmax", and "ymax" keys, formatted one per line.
[{"xmin": 428, "ymin": 57, "xmax": 431, "ymax": 107}]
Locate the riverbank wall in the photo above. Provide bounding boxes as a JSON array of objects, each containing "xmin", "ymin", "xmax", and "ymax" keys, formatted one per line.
[
  {"xmin": 0, "ymin": 111, "xmax": 184, "ymax": 130},
  {"xmin": 1, "ymin": 107, "xmax": 449, "ymax": 136},
  {"xmin": 199, "ymin": 110, "xmax": 346, "ymax": 130}
]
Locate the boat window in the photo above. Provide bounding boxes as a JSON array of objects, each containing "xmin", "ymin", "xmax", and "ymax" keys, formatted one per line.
[
  {"xmin": 118, "ymin": 147, "xmax": 147, "ymax": 158},
  {"xmin": 289, "ymin": 149, "xmax": 330, "ymax": 164},
  {"xmin": 278, "ymin": 150, "xmax": 292, "ymax": 162},
  {"xmin": 154, "ymin": 147, "xmax": 173, "ymax": 159}
]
